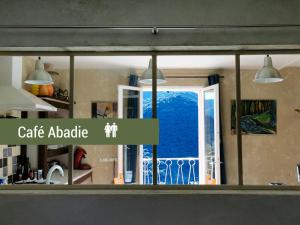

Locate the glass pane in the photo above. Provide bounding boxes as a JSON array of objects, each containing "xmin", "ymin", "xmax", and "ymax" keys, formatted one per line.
[
  {"xmin": 73, "ymin": 56, "xmax": 150, "ymax": 185},
  {"xmin": 0, "ymin": 56, "xmax": 70, "ymax": 186},
  {"xmin": 141, "ymin": 55, "xmax": 235, "ymax": 186},
  {"xmin": 240, "ymin": 54, "xmax": 300, "ymax": 186}
]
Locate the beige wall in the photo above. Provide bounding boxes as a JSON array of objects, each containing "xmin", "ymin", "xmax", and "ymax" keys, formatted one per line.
[
  {"xmin": 74, "ymin": 69, "xmax": 129, "ymax": 184},
  {"xmin": 240, "ymin": 68, "xmax": 300, "ymax": 185},
  {"xmin": 22, "ymin": 56, "xmax": 35, "ymax": 91}
]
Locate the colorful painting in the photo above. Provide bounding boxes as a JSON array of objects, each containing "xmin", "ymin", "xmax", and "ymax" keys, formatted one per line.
[
  {"xmin": 231, "ymin": 100, "xmax": 277, "ymax": 134},
  {"xmin": 91, "ymin": 102, "xmax": 117, "ymax": 118}
]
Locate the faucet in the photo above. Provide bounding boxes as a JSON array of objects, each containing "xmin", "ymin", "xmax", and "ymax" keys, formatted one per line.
[{"xmin": 46, "ymin": 165, "xmax": 64, "ymax": 184}]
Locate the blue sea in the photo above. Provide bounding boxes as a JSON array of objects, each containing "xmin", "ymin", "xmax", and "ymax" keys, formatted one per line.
[
  {"xmin": 142, "ymin": 91, "xmax": 215, "ymax": 184},
  {"xmin": 143, "ymin": 91, "xmax": 199, "ymax": 184},
  {"xmin": 143, "ymin": 91, "xmax": 199, "ymax": 158}
]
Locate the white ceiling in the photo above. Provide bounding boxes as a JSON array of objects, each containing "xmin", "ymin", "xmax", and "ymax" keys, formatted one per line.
[{"xmin": 32, "ymin": 55, "xmax": 300, "ymax": 70}]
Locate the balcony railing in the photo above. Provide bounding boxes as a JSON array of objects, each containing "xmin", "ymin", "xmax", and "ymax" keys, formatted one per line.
[{"xmin": 143, "ymin": 157, "xmax": 200, "ymax": 185}]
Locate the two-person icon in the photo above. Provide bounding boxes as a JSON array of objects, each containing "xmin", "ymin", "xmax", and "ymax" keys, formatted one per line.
[{"xmin": 104, "ymin": 122, "xmax": 118, "ymax": 138}]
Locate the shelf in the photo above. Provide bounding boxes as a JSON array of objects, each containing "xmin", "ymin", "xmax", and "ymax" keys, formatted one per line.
[
  {"xmin": 47, "ymin": 146, "xmax": 69, "ymax": 158},
  {"xmin": 39, "ymin": 96, "xmax": 69, "ymax": 110}
]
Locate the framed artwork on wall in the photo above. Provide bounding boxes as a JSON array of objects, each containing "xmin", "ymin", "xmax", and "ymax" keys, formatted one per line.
[
  {"xmin": 91, "ymin": 101, "xmax": 117, "ymax": 118},
  {"xmin": 231, "ymin": 100, "xmax": 277, "ymax": 135}
]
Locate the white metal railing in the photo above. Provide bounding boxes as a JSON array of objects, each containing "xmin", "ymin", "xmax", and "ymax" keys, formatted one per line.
[{"xmin": 143, "ymin": 157, "xmax": 199, "ymax": 185}]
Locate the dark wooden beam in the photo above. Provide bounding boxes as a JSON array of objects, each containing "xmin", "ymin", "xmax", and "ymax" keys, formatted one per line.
[
  {"xmin": 152, "ymin": 55, "xmax": 158, "ymax": 185},
  {"xmin": 235, "ymin": 54, "xmax": 243, "ymax": 185},
  {"xmin": 20, "ymin": 111, "xmax": 28, "ymax": 158},
  {"xmin": 68, "ymin": 55, "xmax": 75, "ymax": 185},
  {"xmin": 38, "ymin": 111, "xmax": 48, "ymax": 178}
]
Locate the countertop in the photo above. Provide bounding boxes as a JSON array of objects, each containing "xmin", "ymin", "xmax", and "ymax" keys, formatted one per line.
[
  {"xmin": 2, "ymin": 185, "xmax": 300, "ymax": 195},
  {"xmin": 50, "ymin": 169, "xmax": 93, "ymax": 185}
]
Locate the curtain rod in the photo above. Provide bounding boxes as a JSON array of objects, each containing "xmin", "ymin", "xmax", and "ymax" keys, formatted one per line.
[
  {"xmin": 166, "ymin": 75, "xmax": 225, "ymax": 79},
  {"xmin": 0, "ymin": 24, "xmax": 300, "ymax": 29}
]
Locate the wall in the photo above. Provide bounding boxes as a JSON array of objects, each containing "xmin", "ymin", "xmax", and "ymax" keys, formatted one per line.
[
  {"xmin": 74, "ymin": 69, "xmax": 129, "ymax": 184},
  {"xmin": 22, "ymin": 56, "xmax": 35, "ymax": 91},
  {"xmin": 0, "ymin": 0, "xmax": 300, "ymax": 48},
  {"xmin": 1, "ymin": 190, "xmax": 300, "ymax": 225},
  {"xmin": 2, "ymin": 0, "xmax": 300, "ymax": 26},
  {"xmin": 240, "ymin": 68, "xmax": 300, "ymax": 185}
]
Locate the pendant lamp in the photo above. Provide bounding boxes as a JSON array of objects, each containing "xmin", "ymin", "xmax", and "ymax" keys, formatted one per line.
[
  {"xmin": 25, "ymin": 57, "xmax": 54, "ymax": 85},
  {"xmin": 139, "ymin": 59, "xmax": 167, "ymax": 84},
  {"xmin": 254, "ymin": 55, "xmax": 284, "ymax": 83}
]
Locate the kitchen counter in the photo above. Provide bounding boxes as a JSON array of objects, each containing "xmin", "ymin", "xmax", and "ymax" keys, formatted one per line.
[{"xmin": 50, "ymin": 169, "xmax": 93, "ymax": 185}]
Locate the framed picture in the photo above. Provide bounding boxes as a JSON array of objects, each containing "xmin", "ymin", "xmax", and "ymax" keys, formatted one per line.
[
  {"xmin": 231, "ymin": 100, "xmax": 277, "ymax": 135},
  {"xmin": 91, "ymin": 101, "xmax": 117, "ymax": 118}
]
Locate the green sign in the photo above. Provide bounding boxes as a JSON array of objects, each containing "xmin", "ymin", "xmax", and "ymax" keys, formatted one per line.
[{"xmin": 0, "ymin": 119, "xmax": 159, "ymax": 145}]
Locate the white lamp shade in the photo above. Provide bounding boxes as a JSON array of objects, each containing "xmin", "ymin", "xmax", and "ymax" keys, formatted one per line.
[
  {"xmin": 139, "ymin": 59, "xmax": 167, "ymax": 84},
  {"xmin": 25, "ymin": 57, "xmax": 53, "ymax": 85},
  {"xmin": 254, "ymin": 55, "xmax": 284, "ymax": 83}
]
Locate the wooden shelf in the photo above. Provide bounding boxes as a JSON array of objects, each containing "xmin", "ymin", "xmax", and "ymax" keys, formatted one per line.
[
  {"xmin": 39, "ymin": 96, "xmax": 69, "ymax": 110},
  {"xmin": 73, "ymin": 170, "xmax": 93, "ymax": 184},
  {"xmin": 47, "ymin": 146, "xmax": 69, "ymax": 158}
]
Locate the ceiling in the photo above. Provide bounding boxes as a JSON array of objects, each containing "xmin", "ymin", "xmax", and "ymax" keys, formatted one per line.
[{"xmin": 32, "ymin": 55, "xmax": 300, "ymax": 70}]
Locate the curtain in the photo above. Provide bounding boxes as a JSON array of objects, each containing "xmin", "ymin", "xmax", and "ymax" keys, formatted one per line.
[
  {"xmin": 208, "ymin": 74, "xmax": 226, "ymax": 184},
  {"xmin": 125, "ymin": 74, "xmax": 139, "ymax": 183}
]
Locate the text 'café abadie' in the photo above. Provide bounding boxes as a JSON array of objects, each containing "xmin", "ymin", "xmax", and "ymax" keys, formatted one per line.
[{"xmin": 18, "ymin": 125, "xmax": 89, "ymax": 139}]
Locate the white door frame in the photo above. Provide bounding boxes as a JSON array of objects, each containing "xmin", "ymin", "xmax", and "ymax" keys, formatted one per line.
[
  {"xmin": 118, "ymin": 85, "xmax": 143, "ymax": 184},
  {"xmin": 199, "ymin": 84, "xmax": 220, "ymax": 184},
  {"xmin": 142, "ymin": 86, "xmax": 203, "ymax": 92},
  {"xmin": 118, "ymin": 85, "xmax": 220, "ymax": 185}
]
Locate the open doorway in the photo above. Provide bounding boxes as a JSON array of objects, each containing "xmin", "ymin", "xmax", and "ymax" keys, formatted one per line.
[{"xmin": 118, "ymin": 85, "xmax": 220, "ymax": 185}]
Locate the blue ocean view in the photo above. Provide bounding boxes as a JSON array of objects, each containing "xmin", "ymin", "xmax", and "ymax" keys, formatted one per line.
[
  {"xmin": 143, "ymin": 91, "xmax": 199, "ymax": 158},
  {"xmin": 143, "ymin": 91, "xmax": 199, "ymax": 184}
]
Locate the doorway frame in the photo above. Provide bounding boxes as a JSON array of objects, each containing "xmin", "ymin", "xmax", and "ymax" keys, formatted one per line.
[{"xmin": 142, "ymin": 85, "xmax": 222, "ymax": 185}]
